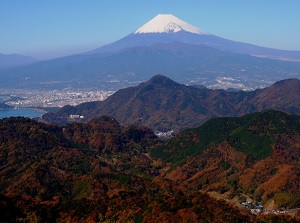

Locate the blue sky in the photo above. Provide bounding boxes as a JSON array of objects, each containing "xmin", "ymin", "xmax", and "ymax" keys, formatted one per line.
[{"xmin": 1, "ymin": 0, "xmax": 300, "ymax": 59}]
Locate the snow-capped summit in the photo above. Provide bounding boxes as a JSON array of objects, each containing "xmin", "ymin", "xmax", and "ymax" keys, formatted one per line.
[{"xmin": 134, "ymin": 14, "xmax": 210, "ymax": 35}]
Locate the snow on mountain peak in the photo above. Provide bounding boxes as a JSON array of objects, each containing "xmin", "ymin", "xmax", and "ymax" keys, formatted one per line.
[{"xmin": 134, "ymin": 14, "xmax": 210, "ymax": 35}]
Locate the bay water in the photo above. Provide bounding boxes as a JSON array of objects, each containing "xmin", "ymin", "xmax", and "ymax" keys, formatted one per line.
[{"xmin": 0, "ymin": 108, "xmax": 45, "ymax": 119}]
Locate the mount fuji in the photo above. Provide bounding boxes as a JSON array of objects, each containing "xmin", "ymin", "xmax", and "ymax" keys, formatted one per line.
[
  {"xmin": 1, "ymin": 14, "xmax": 300, "ymax": 90},
  {"xmin": 88, "ymin": 14, "xmax": 300, "ymax": 61},
  {"xmin": 133, "ymin": 14, "xmax": 209, "ymax": 34}
]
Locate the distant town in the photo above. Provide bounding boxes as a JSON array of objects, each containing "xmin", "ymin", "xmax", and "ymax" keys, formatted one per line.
[{"xmin": 0, "ymin": 88, "xmax": 114, "ymax": 109}]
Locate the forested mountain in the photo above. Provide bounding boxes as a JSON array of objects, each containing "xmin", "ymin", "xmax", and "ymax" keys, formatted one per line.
[
  {"xmin": 42, "ymin": 75, "xmax": 300, "ymax": 132},
  {"xmin": 152, "ymin": 110, "xmax": 300, "ymax": 209},
  {"xmin": 1, "ymin": 112, "xmax": 300, "ymax": 222},
  {"xmin": 0, "ymin": 116, "xmax": 249, "ymax": 222}
]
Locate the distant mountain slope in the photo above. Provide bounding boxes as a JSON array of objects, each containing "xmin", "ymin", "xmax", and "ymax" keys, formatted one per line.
[
  {"xmin": 152, "ymin": 110, "xmax": 300, "ymax": 209},
  {"xmin": 2, "ymin": 42, "xmax": 300, "ymax": 90},
  {"xmin": 0, "ymin": 53, "xmax": 37, "ymax": 68},
  {"xmin": 89, "ymin": 32, "xmax": 300, "ymax": 61},
  {"xmin": 42, "ymin": 75, "xmax": 300, "ymax": 131}
]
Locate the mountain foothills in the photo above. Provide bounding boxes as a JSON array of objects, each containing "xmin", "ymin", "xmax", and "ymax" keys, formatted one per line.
[
  {"xmin": 1, "ymin": 112, "xmax": 300, "ymax": 222},
  {"xmin": 42, "ymin": 75, "xmax": 300, "ymax": 132},
  {"xmin": 1, "ymin": 14, "xmax": 300, "ymax": 90},
  {"xmin": 0, "ymin": 53, "xmax": 37, "ymax": 68}
]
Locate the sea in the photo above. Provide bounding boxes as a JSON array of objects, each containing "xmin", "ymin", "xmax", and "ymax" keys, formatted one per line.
[{"xmin": 0, "ymin": 109, "xmax": 45, "ymax": 119}]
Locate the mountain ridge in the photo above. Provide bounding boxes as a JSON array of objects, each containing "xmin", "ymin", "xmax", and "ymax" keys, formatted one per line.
[
  {"xmin": 41, "ymin": 75, "xmax": 300, "ymax": 131},
  {"xmin": 0, "ymin": 53, "xmax": 37, "ymax": 68}
]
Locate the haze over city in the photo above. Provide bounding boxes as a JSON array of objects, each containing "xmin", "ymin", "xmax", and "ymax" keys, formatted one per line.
[{"xmin": 1, "ymin": 0, "xmax": 300, "ymax": 60}]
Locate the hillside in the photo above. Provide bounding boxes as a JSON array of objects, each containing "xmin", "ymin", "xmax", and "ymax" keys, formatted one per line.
[
  {"xmin": 1, "ymin": 42, "xmax": 300, "ymax": 90},
  {"xmin": 1, "ymin": 112, "xmax": 300, "ymax": 222},
  {"xmin": 0, "ymin": 116, "xmax": 254, "ymax": 222},
  {"xmin": 42, "ymin": 75, "xmax": 300, "ymax": 132},
  {"xmin": 152, "ymin": 110, "xmax": 300, "ymax": 209}
]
